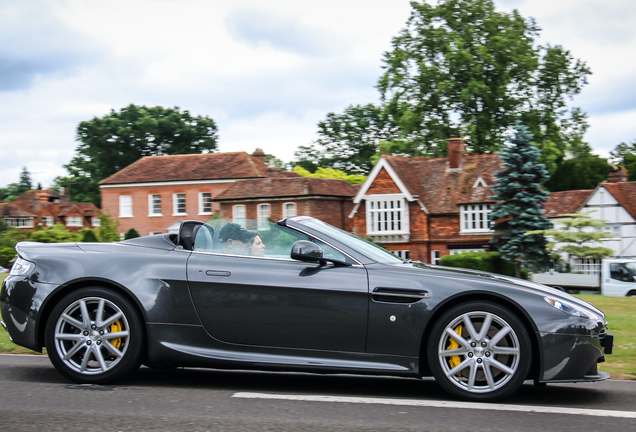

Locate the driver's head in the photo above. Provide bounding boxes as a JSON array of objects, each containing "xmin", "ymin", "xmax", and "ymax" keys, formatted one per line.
[{"xmin": 218, "ymin": 223, "xmax": 258, "ymax": 255}]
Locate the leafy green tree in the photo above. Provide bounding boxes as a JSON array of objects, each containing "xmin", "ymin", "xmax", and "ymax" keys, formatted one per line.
[
  {"xmin": 543, "ymin": 154, "xmax": 611, "ymax": 192},
  {"xmin": 18, "ymin": 167, "xmax": 33, "ymax": 193},
  {"xmin": 525, "ymin": 211, "xmax": 615, "ymax": 264},
  {"xmin": 379, "ymin": 0, "xmax": 590, "ymax": 155},
  {"xmin": 610, "ymin": 140, "xmax": 636, "ymax": 181},
  {"xmin": 490, "ymin": 125, "xmax": 551, "ymax": 277},
  {"xmin": 0, "ymin": 247, "xmax": 17, "ymax": 268},
  {"xmin": 124, "ymin": 228, "xmax": 140, "ymax": 240},
  {"xmin": 29, "ymin": 224, "xmax": 80, "ymax": 243},
  {"xmin": 97, "ymin": 212, "xmax": 120, "ymax": 242},
  {"xmin": 292, "ymin": 166, "xmax": 367, "ymax": 184},
  {"xmin": 79, "ymin": 228, "xmax": 99, "ymax": 242},
  {"xmin": 56, "ymin": 104, "xmax": 219, "ymax": 206},
  {"xmin": 295, "ymin": 104, "xmax": 400, "ymax": 175}
]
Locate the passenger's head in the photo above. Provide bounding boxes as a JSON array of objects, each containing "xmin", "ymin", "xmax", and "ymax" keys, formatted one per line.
[
  {"xmin": 218, "ymin": 223, "xmax": 258, "ymax": 255},
  {"xmin": 248, "ymin": 234, "xmax": 265, "ymax": 257}
]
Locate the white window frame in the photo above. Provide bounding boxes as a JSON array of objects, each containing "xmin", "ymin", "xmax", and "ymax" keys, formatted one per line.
[
  {"xmin": 148, "ymin": 194, "xmax": 162, "ymax": 216},
  {"xmin": 450, "ymin": 249, "xmax": 485, "ymax": 255},
  {"xmin": 173, "ymin": 193, "xmax": 187, "ymax": 216},
  {"xmin": 42, "ymin": 216, "xmax": 54, "ymax": 227},
  {"xmin": 365, "ymin": 194, "xmax": 409, "ymax": 235},
  {"xmin": 283, "ymin": 202, "xmax": 297, "ymax": 218},
  {"xmin": 257, "ymin": 203, "xmax": 271, "ymax": 229},
  {"xmin": 233, "ymin": 204, "xmax": 246, "ymax": 224},
  {"xmin": 199, "ymin": 192, "xmax": 213, "ymax": 215},
  {"xmin": 432, "ymin": 250, "xmax": 441, "ymax": 265},
  {"xmin": 66, "ymin": 216, "xmax": 83, "ymax": 227},
  {"xmin": 4, "ymin": 217, "xmax": 34, "ymax": 228},
  {"xmin": 459, "ymin": 203, "xmax": 494, "ymax": 234},
  {"xmin": 119, "ymin": 195, "xmax": 133, "ymax": 218},
  {"xmin": 572, "ymin": 258, "xmax": 602, "ymax": 275},
  {"xmin": 391, "ymin": 250, "xmax": 410, "ymax": 260},
  {"xmin": 91, "ymin": 216, "xmax": 101, "ymax": 227}
]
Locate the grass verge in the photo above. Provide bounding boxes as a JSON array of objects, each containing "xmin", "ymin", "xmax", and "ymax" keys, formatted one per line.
[{"xmin": 0, "ymin": 273, "xmax": 633, "ymax": 378}]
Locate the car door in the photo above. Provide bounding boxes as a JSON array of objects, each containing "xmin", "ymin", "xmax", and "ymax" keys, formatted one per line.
[{"xmin": 186, "ymin": 227, "xmax": 369, "ymax": 352}]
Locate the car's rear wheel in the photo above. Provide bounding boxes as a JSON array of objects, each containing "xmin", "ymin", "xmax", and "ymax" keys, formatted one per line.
[
  {"xmin": 427, "ymin": 302, "xmax": 531, "ymax": 401},
  {"xmin": 45, "ymin": 287, "xmax": 143, "ymax": 384}
]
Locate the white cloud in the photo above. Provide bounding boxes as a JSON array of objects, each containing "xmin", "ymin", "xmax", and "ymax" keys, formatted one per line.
[{"xmin": 0, "ymin": 0, "xmax": 635, "ymax": 190}]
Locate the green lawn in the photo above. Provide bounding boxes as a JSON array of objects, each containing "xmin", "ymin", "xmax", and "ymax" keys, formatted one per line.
[{"xmin": 0, "ymin": 273, "xmax": 633, "ymax": 379}]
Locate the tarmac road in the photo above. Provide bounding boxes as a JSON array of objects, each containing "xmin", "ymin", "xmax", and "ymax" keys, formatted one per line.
[{"xmin": 0, "ymin": 354, "xmax": 635, "ymax": 432}]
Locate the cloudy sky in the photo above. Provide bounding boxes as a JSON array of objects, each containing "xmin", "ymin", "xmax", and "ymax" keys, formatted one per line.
[{"xmin": 1, "ymin": 0, "xmax": 635, "ymax": 188}]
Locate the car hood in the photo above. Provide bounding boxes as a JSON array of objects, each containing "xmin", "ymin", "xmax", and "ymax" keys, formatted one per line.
[{"xmin": 374, "ymin": 261, "xmax": 604, "ymax": 316}]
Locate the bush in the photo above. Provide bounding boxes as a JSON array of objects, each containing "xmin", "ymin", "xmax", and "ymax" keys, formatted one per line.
[
  {"xmin": 79, "ymin": 229, "xmax": 99, "ymax": 242},
  {"xmin": 0, "ymin": 247, "xmax": 16, "ymax": 268},
  {"xmin": 124, "ymin": 228, "xmax": 140, "ymax": 239},
  {"xmin": 440, "ymin": 251, "xmax": 528, "ymax": 279},
  {"xmin": 29, "ymin": 224, "xmax": 80, "ymax": 243}
]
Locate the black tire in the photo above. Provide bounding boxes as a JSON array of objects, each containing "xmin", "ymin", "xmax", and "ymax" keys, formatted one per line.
[
  {"xmin": 427, "ymin": 302, "xmax": 532, "ymax": 402},
  {"xmin": 45, "ymin": 287, "xmax": 144, "ymax": 384}
]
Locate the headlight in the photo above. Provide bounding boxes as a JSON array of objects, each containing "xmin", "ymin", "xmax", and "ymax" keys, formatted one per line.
[
  {"xmin": 9, "ymin": 258, "xmax": 35, "ymax": 276},
  {"xmin": 544, "ymin": 297, "xmax": 599, "ymax": 321}
]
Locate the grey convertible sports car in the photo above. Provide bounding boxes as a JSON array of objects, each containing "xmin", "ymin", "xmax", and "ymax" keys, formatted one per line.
[{"xmin": 1, "ymin": 216, "xmax": 613, "ymax": 401}]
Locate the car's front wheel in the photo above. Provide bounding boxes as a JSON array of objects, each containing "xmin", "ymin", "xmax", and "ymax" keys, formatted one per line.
[
  {"xmin": 427, "ymin": 302, "xmax": 531, "ymax": 401},
  {"xmin": 45, "ymin": 287, "xmax": 143, "ymax": 384}
]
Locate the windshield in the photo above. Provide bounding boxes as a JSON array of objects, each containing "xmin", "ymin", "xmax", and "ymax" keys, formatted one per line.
[{"xmin": 297, "ymin": 218, "xmax": 402, "ymax": 264}]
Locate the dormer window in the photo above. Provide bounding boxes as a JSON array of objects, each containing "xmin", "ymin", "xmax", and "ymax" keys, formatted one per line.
[{"xmin": 460, "ymin": 204, "xmax": 493, "ymax": 234}]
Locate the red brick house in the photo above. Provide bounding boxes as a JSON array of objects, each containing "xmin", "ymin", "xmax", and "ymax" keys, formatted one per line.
[
  {"xmin": 350, "ymin": 137, "xmax": 503, "ymax": 263},
  {"xmin": 0, "ymin": 190, "xmax": 100, "ymax": 232},
  {"xmin": 99, "ymin": 150, "xmax": 299, "ymax": 236},
  {"xmin": 214, "ymin": 177, "xmax": 359, "ymax": 230}
]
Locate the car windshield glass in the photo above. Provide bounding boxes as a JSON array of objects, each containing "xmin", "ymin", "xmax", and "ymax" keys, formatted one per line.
[
  {"xmin": 296, "ymin": 218, "xmax": 402, "ymax": 264},
  {"xmin": 196, "ymin": 218, "xmax": 355, "ymax": 263}
]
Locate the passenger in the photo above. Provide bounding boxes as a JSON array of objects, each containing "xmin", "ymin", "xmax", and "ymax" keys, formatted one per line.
[
  {"xmin": 247, "ymin": 234, "xmax": 266, "ymax": 257},
  {"xmin": 217, "ymin": 223, "xmax": 259, "ymax": 256}
]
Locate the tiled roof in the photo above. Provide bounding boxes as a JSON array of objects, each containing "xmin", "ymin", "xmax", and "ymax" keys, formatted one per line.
[
  {"xmin": 214, "ymin": 177, "xmax": 359, "ymax": 201},
  {"xmin": 602, "ymin": 182, "xmax": 636, "ymax": 221},
  {"xmin": 99, "ymin": 152, "xmax": 269, "ymax": 185},
  {"xmin": 543, "ymin": 189, "xmax": 593, "ymax": 218},
  {"xmin": 384, "ymin": 153, "xmax": 503, "ymax": 214},
  {"xmin": 0, "ymin": 203, "xmax": 36, "ymax": 217},
  {"xmin": 53, "ymin": 203, "xmax": 99, "ymax": 217}
]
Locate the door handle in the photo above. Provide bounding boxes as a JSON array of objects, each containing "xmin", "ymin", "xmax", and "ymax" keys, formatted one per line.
[{"xmin": 205, "ymin": 270, "xmax": 231, "ymax": 277}]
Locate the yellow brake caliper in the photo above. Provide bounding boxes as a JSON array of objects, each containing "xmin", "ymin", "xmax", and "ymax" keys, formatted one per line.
[
  {"xmin": 110, "ymin": 320, "xmax": 123, "ymax": 351},
  {"xmin": 447, "ymin": 325, "xmax": 463, "ymax": 374}
]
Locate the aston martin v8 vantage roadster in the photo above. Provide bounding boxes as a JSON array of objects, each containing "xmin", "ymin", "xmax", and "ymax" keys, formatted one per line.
[{"xmin": 1, "ymin": 216, "xmax": 613, "ymax": 401}]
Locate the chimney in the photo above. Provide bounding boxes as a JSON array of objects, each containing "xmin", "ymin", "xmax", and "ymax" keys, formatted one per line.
[
  {"xmin": 447, "ymin": 136, "xmax": 466, "ymax": 170},
  {"xmin": 252, "ymin": 148, "xmax": 267, "ymax": 166},
  {"xmin": 608, "ymin": 166, "xmax": 628, "ymax": 183}
]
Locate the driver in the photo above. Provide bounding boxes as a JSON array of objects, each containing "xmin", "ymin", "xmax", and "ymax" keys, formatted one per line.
[{"xmin": 218, "ymin": 223, "xmax": 260, "ymax": 256}]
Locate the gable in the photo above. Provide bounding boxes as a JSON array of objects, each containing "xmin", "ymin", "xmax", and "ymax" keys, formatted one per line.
[{"xmin": 366, "ymin": 168, "xmax": 402, "ymax": 194}]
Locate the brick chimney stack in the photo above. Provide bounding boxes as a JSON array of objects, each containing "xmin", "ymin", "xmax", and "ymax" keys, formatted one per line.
[
  {"xmin": 608, "ymin": 166, "xmax": 628, "ymax": 183},
  {"xmin": 252, "ymin": 148, "xmax": 267, "ymax": 166},
  {"xmin": 447, "ymin": 136, "xmax": 466, "ymax": 170}
]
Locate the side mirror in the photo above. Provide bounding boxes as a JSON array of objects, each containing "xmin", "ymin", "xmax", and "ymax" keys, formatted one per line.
[{"xmin": 290, "ymin": 240, "xmax": 323, "ymax": 262}]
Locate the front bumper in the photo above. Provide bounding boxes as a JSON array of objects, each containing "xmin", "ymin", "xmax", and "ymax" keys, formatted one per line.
[{"xmin": 539, "ymin": 330, "xmax": 613, "ymax": 383}]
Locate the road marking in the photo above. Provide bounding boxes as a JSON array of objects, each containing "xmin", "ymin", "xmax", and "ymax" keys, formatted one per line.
[{"xmin": 232, "ymin": 392, "xmax": 636, "ymax": 419}]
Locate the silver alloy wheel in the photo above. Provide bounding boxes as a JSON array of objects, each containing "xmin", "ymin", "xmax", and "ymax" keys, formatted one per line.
[
  {"xmin": 53, "ymin": 296, "xmax": 130, "ymax": 375},
  {"xmin": 437, "ymin": 311, "xmax": 521, "ymax": 394}
]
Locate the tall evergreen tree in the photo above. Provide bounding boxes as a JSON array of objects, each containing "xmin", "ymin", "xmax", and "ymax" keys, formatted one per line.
[
  {"xmin": 490, "ymin": 125, "xmax": 551, "ymax": 277},
  {"xmin": 18, "ymin": 166, "xmax": 33, "ymax": 194}
]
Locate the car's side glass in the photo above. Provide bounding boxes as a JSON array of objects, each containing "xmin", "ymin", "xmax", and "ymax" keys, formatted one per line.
[{"xmin": 193, "ymin": 219, "xmax": 355, "ymax": 263}]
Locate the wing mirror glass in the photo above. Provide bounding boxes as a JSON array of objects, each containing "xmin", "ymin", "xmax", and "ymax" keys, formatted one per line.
[{"xmin": 290, "ymin": 240, "xmax": 323, "ymax": 262}]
